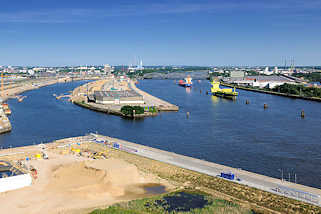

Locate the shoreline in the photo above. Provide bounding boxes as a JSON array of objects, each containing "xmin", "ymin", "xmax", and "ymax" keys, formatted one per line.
[
  {"xmin": 92, "ymin": 134, "xmax": 321, "ymax": 206},
  {"xmin": 221, "ymin": 82, "xmax": 321, "ymax": 102},
  {"xmin": 0, "ymin": 76, "xmax": 99, "ymax": 135},
  {"xmin": 1, "ymin": 134, "xmax": 320, "ymax": 214},
  {"xmin": 2, "ymin": 76, "xmax": 99, "ymax": 102}
]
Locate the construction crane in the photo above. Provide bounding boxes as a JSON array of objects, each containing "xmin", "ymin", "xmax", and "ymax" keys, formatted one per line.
[{"xmin": 1, "ymin": 72, "xmax": 11, "ymax": 98}]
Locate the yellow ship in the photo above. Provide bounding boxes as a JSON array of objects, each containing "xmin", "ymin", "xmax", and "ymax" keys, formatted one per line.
[{"xmin": 211, "ymin": 80, "xmax": 238, "ymax": 97}]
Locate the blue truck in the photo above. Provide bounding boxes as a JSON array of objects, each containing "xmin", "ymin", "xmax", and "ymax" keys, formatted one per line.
[{"xmin": 220, "ymin": 172, "xmax": 235, "ymax": 180}]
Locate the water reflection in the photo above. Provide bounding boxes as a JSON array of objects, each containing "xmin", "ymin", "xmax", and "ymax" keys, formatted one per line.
[
  {"xmin": 211, "ymin": 95, "xmax": 220, "ymax": 105},
  {"xmin": 211, "ymin": 95, "xmax": 237, "ymax": 105}
]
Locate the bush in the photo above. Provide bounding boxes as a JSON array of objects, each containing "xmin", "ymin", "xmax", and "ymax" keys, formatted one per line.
[
  {"xmin": 149, "ymin": 107, "xmax": 158, "ymax": 113},
  {"xmin": 132, "ymin": 106, "xmax": 144, "ymax": 114},
  {"xmin": 120, "ymin": 106, "xmax": 144, "ymax": 116}
]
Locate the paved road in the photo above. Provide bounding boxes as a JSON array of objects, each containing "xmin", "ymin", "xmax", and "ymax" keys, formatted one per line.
[{"xmin": 91, "ymin": 134, "xmax": 321, "ymax": 207}]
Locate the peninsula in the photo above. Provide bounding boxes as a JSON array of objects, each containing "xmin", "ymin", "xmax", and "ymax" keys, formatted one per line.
[{"xmin": 71, "ymin": 76, "xmax": 179, "ymax": 117}]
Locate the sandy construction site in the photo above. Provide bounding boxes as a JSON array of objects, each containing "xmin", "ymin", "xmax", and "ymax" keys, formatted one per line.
[{"xmin": 0, "ymin": 151, "xmax": 170, "ymax": 214}]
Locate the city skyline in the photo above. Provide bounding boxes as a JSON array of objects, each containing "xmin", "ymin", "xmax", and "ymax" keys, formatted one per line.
[{"xmin": 1, "ymin": 0, "xmax": 321, "ymax": 66}]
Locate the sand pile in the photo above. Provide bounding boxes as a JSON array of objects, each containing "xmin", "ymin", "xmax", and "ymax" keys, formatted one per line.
[
  {"xmin": 48, "ymin": 159, "xmax": 147, "ymax": 199},
  {"xmin": 0, "ymin": 154, "xmax": 166, "ymax": 214}
]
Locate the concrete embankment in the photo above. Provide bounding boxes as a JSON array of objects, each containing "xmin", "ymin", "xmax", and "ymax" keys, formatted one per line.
[
  {"xmin": 73, "ymin": 101, "xmax": 124, "ymax": 116},
  {"xmin": 222, "ymin": 83, "xmax": 321, "ymax": 102},
  {"xmin": 92, "ymin": 134, "xmax": 321, "ymax": 207},
  {"xmin": 130, "ymin": 80, "xmax": 179, "ymax": 111}
]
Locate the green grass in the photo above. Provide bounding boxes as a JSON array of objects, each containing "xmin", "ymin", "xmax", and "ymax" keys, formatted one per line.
[
  {"xmin": 91, "ymin": 207, "xmax": 143, "ymax": 214},
  {"xmin": 90, "ymin": 190, "xmax": 253, "ymax": 214}
]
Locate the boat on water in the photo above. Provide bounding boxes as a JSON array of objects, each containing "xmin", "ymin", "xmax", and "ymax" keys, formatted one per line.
[
  {"xmin": 178, "ymin": 76, "xmax": 192, "ymax": 87},
  {"xmin": 211, "ymin": 80, "xmax": 238, "ymax": 97},
  {"xmin": 4, "ymin": 109, "xmax": 11, "ymax": 115}
]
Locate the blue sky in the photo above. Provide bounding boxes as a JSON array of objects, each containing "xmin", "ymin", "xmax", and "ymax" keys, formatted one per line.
[{"xmin": 0, "ymin": 0, "xmax": 321, "ymax": 66}]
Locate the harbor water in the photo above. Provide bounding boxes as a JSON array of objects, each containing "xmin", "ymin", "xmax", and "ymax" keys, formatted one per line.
[{"xmin": 0, "ymin": 80, "xmax": 320, "ymax": 189}]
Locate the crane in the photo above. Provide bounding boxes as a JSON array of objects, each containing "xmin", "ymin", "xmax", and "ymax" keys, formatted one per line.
[{"xmin": 1, "ymin": 72, "xmax": 11, "ymax": 98}]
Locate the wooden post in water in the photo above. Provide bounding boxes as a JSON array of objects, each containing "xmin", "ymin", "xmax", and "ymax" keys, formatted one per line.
[
  {"xmin": 186, "ymin": 112, "xmax": 190, "ymax": 118},
  {"xmin": 264, "ymin": 104, "xmax": 268, "ymax": 109},
  {"xmin": 246, "ymin": 100, "xmax": 249, "ymax": 104},
  {"xmin": 301, "ymin": 110, "xmax": 305, "ymax": 118}
]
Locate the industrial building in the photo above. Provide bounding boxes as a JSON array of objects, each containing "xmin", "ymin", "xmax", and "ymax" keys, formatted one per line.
[
  {"xmin": 230, "ymin": 71, "xmax": 245, "ymax": 78},
  {"xmin": 224, "ymin": 75, "xmax": 295, "ymax": 89},
  {"xmin": 93, "ymin": 90, "xmax": 144, "ymax": 105}
]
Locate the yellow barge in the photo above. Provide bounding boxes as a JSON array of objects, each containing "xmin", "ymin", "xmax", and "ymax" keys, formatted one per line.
[{"xmin": 211, "ymin": 80, "xmax": 238, "ymax": 97}]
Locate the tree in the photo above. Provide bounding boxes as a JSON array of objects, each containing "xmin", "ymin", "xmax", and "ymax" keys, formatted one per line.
[{"xmin": 120, "ymin": 106, "xmax": 145, "ymax": 116}]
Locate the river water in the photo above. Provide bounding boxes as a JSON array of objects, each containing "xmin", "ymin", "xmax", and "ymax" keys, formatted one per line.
[{"xmin": 0, "ymin": 80, "xmax": 320, "ymax": 188}]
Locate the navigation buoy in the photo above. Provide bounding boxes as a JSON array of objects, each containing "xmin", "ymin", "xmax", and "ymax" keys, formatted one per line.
[
  {"xmin": 186, "ymin": 112, "xmax": 190, "ymax": 118},
  {"xmin": 206, "ymin": 91, "xmax": 208, "ymax": 95},
  {"xmin": 246, "ymin": 100, "xmax": 249, "ymax": 104},
  {"xmin": 264, "ymin": 104, "xmax": 268, "ymax": 109},
  {"xmin": 200, "ymin": 90, "xmax": 202, "ymax": 94},
  {"xmin": 301, "ymin": 110, "xmax": 305, "ymax": 118}
]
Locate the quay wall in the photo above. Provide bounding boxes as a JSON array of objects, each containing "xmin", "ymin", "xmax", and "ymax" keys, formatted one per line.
[
  {"xmin": 222, "ymin": 83, "xmax": 321, "ymax": 102},
  {"xmin": 92, "ymin": 134, "xmax": 321, "ymax": 207},
  {"xmin": 130, "ymin": 80, "xmax": 179, "ymax": 111}
]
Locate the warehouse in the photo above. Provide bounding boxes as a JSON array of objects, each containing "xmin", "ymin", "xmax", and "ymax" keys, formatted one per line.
[
  {"xmin": 94, "ymin": 90, "xmax": 144, "ymax": 105},
  {"xmin": 225, "ymin": 75, "xmax": 295, "ymax": 89}
]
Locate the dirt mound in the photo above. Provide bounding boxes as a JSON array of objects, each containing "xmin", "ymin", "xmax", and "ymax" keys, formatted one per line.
[
  {"xmin": 47, "ymin": 158, "xmax": 146, "ymax": 199},
  {"xmin": 0, "ymin": 154, "xmax": 168, "ymax": 214}
]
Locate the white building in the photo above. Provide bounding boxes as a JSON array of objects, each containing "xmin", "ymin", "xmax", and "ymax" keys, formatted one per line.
[
  {"xmin": 104, "ymin": 64, "xmax": 112, "ymax": 73},
  {"xmin": 228, "ymin": 75, "xmax": 295, "ymax": 89},
  {"xmin": 28, "ymin": 70, "xmax": 35, "ymax": 75},
  {"xmin": 260, "ymin": 67, "xmax": 274, "ymax": 75}
]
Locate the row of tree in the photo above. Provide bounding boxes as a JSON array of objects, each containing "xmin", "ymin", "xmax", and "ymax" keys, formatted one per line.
[
  {"xmin": 272, "ymin": 83, "xmax": 321, "ymax": 98},
  {"xmin": 293, "ymin": 72, "xmax": 321, "ymax": 82}
]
